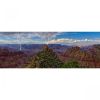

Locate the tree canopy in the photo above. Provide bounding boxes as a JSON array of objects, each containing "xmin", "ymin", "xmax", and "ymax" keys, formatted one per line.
[
  {"xmin": 62, "ymin": 60, "xmax": 80, "ymax": 68},
  {"xmin": 27, "ymin": 45, "xmax": 63, "ymax": 68}
]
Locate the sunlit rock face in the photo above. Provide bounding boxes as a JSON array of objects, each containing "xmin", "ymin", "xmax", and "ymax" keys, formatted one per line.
[{"xmin": 60, "ymin": 45, "xmax": 100, "ymax": 68}]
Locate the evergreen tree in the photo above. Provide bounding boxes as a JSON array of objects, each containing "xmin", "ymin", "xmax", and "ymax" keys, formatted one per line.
[{"xmin": 27, "ymin": 45, "xmax": 63, "ymax": 68}]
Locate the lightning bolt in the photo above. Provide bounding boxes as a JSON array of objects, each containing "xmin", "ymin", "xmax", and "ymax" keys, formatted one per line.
[{"xmin": 17, "ymin": 32, "xmax": 22, "ymax": 51}]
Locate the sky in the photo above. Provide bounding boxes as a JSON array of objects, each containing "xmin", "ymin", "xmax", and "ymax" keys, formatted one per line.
[{"xmin": 0, "ymin": 32, "xmax": 100, "ymax": 46}]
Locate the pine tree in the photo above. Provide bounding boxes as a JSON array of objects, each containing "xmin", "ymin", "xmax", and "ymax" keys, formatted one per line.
[{"xmin": 27, "ymin": 45, "xmax": 63, "ymax": 68}]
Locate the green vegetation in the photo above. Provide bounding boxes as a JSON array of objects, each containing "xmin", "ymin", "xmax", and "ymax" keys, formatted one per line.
[
  {"xmin": 27, "ymin": 45, "xmax": 63, "ymax": 68},
  {"xmin": 27, "ymin": 46, "xmax": 81, "ymax": 68},
  {"xmin": 62, "ymin": 60, "xmax": 80, "ymax": 68}
]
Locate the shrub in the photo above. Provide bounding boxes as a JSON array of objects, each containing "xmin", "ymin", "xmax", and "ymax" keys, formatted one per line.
[{"xmin": 62, "ymin": 60, "xmax": 80, "ymax": 68}]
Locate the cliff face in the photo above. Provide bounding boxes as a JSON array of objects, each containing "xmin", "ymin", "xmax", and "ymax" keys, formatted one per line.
[
  {"xmin": 60, "ymin": 45, "xmax": 100, "ymax": 68},
  {"xmin": 0, "ymin": 48, "xmax": 28, "ymax": 68},
  {"xmin": 0, "ymin": 44, "xmax": 100, "ymax": 68}
]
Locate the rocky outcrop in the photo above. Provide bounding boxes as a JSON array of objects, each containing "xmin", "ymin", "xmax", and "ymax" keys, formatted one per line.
[{"xmin": 61, "ymin": 46, "xmax": 100, "ymax": 68}]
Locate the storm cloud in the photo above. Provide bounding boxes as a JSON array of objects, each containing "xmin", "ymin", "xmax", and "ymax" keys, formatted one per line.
[{"xmin": 0, "ymin": 32, "xmax": 100, "ymax": 46}]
